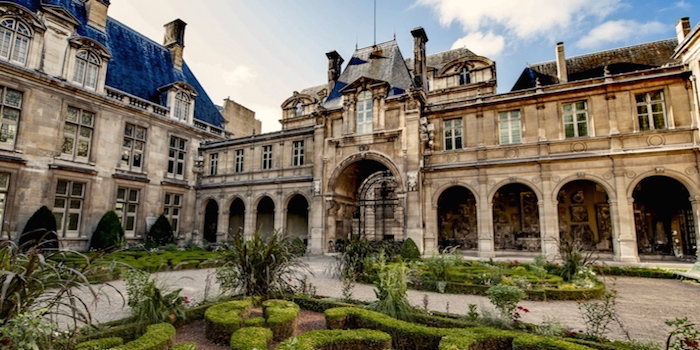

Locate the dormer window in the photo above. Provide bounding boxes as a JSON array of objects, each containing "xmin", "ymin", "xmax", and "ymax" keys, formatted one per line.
[
  {"xmin": 174, "ymin": 91, "xmax": 191, "ymax": 121},
  {"xmin": 0, "ymin": 19, "xmax": 30, "ymax": 66},
  {"xmin": 459, "ymin": 67, "xmax": 470, "ymax": 85},
  {"xmin": 295, "ymin": 102, "xmax": 303, "ymax": 117},
  {"xmin": 73, "ymin": 51, "xmax": 100, "ymax": 90},
  {"xmin": 356, "ymin": 90, "xmax": 373, "ymax": 134}
]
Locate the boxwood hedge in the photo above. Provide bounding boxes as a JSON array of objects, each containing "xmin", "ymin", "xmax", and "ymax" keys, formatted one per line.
[
  {"xmin": 205, "ymin": 299, "xmax": 253, "ymax": 344},
  {"xmin": 111, "ymin": 323, "xmax": 176, "ymax": 350},
  {"xmin": 262, "ymin": 299, "xmax": 300, "ymax": 341},
  {"xmin": 74, "ymin": 337, "xmax": 124, "ymax": 350},
  {"xmin": 230, "ymin": 327, "xmax": 273, "ymax": 350},
  {"xmin": 277, "ymin": 329, "xmax": 392, "ymax": 350}
]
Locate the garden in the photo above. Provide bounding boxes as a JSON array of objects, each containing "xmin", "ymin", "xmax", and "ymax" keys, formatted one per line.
[{"xmin": 0, "ymin": 205, "xmax": 698, "ymax": 349}]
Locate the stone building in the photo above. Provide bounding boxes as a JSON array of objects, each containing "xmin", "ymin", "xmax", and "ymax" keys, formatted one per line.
[
  {"xmin": 198, "ymin": 18, "xmax": 700, "ymax": 263},
  {"xmin": 0, "ymin": 0, "xmax": 232, "ymax": 248}
]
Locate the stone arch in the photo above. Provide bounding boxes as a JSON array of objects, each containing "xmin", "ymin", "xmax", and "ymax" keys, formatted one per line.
[
  {"xmin": 551, "ymin": 174, "xmax": 616, "ymax": 202},
  {"xmin": 255, "ymin": 196, "xmax": 276, "ymax": 238},
  {"xmin": 285, "ymin": 194, "xmax": 309, "ymax": 243},
  {"xmin": 432, "ymin": 181, "xmax": 480, "ymax": 208},
  {"xmin": 228, "ymin": 197, "xmax": 246, "ymax": 240},
  {"xmin": 284, "ymin": 191, "xmax": 311, "ymax": 209},
  {"xmin": 328, "ymin": 151, "xmax": 404, "ymax": 194},
  {"xmin": 488, "ymin": 178, "xmax": 543, "ymax": 204},
  {"xmin": 556, "ymin": 180, "xmax": 613, "ymax": 253},
  {"xmin": 437, "ymin": 185, "xmax": 479, "ymax": 250},
  {"xmin": 626, "ymin": 170, "xmax": 700, "ymax": 199},
  {"xmin": 203, "ymin": 198, "xmax": 219, "ymax": 243},
  {"xmin": 253, "ymin": 193, "xmax": 277, "ymax": 210},
  {"xmin": 490, "ymin": 182, "xmax": 541, "ymax": 252}
]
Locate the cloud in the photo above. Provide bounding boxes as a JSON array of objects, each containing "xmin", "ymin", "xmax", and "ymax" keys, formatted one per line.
[
  {"xmin": 451, "ymin": 32, "xmax": 505, "ymax": 57},
  {"xmin": 575, "ymin": 20, "xmax": 666, "ymax": 49},
  {"xmin": 223, "ymin": 65, "xmax": 257, "ymax": 87},
  {"xmin": 415, "ymin": 0, "xmax": 621, "ymax": 39}
]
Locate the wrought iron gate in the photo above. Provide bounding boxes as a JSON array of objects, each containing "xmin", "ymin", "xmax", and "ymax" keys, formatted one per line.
[{"xmin": 352, "ymin": 170, "xmax": 399, "ymax": 240}]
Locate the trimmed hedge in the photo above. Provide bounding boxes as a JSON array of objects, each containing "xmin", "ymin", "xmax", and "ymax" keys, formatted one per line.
[
  {"xmin": 89, "ymin": 211, "xmax": 125, "ymax": 250},
  {"xmin": 401, "ymin": 238, "xmax": 421, "ymax": 260},
  {"xmin": 276, "ymin": 329, "xmax": 392, "ymax": 350},
  {"xmin": 171, "ymin": 342, "xmax": 197, "ymax": 350},
  {"xmin": 230, "ymin": 327, "xmax": 273, "ymax": 350},
  {"xmin": 513, "ymin": 334, "xmax": 593, "ymax": 350},
  {"xmin": 75, "ymin": 337, "xmax": 124, "ymax": 350},
  {"xmin": 112, "ymin": 323, "xmax": 176, "ymax": 350},
  {"xmin": 286, "ymin": 295, "xmax": 363, "ymax": 313},
  {"xmin": 262, "ymin": 299, "xmax": 300, "ymax": 341},
  {"xmin": 205, "ymin": 299, "xmax": 253, "ymax": 345},
  {"xmin": 244, "ymin": 316, "xmax": 265, "ymax": 327},
  {"xmin": 406, "ymin": 279, "xmax": 606, "ymax": 301}
]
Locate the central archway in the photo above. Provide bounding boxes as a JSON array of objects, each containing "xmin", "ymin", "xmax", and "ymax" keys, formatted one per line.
[{"xmin": 203, "ymin": 199, "xmax": 218, "ymax": 243}]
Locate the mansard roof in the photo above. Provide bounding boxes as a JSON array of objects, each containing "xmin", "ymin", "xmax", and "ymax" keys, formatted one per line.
[
  {"xmin": 406, "ymin": 46, "xmax": 478, "ymax": 74},
  {"xmin": 511, "ymin": 39, "xmax": 680, "ymax": 91},
  {"xmin": 7, "ymin": 0, "xmax": 224, "ymax": 126},
  {"xmin": 324, "ymin": 39, "xmax": 414, "ymax": 109}
]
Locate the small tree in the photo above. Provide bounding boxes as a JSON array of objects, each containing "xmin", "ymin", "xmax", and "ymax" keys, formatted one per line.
[
  {"xmin": 400, "ymin": 238, "xmax": 421, "ymax": 260},
  {"xmin": 18, "ymin": 206, "xmax": 58, "ymax": 250},
  {"xmin": 89, "ymin": 211, "xmax": 125, "ymax": 250},
  {"xmin": 146, "ymin": 215, "xmax": 175, "ymax": 246}
]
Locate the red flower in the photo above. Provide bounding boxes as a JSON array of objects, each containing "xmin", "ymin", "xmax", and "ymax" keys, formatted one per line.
[
  {"xmin": 513, "ymin": 260, "xmax": 519, "ymax": 264},
  {"xmin": 523, "ymin": 308, "xmax": 529, "ymax": 313},
  {"xmin": 517, "ymin": 306, "xmax": 523, "ymax": 310},
  {"xmin": 684, "ymin": 338, "xmax": 699, "ymax": 348},
  {"xmin": 514, "ymin": 312, "xmax": 520, "ymax": 317},
  {"xmin": 1, "ymin": 339, "xmax": 10, "ymax": 345},
  {"xmin": 184, "ymin": 296, "xmax": 190, "ymax": 305}
]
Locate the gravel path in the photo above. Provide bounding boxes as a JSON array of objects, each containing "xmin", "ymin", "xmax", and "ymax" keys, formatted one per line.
[{"xmin": 80, "ymin": 255, "xmax": 700, "ymax": 345}]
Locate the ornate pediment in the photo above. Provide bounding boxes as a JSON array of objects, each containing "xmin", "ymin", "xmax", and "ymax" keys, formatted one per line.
[
  {"xmin": 0, "ymin": 1, "xmax": 46, "ymax": 31},
  {"xmin": 40, "ymin": 4, "xmax": 80, "ymax": 27},
  {"xmin": 68, "ymin": 36, "xmax": 112, "ymax": 59}
]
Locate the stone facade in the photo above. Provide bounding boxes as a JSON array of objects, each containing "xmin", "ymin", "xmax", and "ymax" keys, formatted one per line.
[{"xmin": 219, "ymin": 97, "xmax": 261, "ymax": 137}]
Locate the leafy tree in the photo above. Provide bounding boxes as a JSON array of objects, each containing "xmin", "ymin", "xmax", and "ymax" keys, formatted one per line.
[
  {"xmin": 400, "ymin": 238, "xmax": 421, "ymax": 260},
  {"xmin": 89, "ymin": 211, "xmax": 125, "ymax": 250},
  {"xmin": 146, "ymin": 214, "xmax": 175, "ymax": 246},
  {"xmin": 18, "ymin": 206, "xmax": 58, "ymax": 250}
]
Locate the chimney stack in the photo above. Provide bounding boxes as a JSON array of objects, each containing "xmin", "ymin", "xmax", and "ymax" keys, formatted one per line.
[
  {"xmin": 677, "ymin": 17, "xmax": 691, "ymax": 43},
  {"xmin": 411, "ymin": 27, "xmax": 429, "ymax": 90},
  {"xmin": 556, "ymin": 42, "xmax": 568, "ymax": 83},
  {"xmin": 326, "ymin": 50, "xmax": 344, "ymax": 93},
  {"xmin": 164, "ymin": 19, "xmax": 187, "ymax": 71},
  {"xmin": 85, "ymin": 0, "xmax": 109, "ymax": 31}
]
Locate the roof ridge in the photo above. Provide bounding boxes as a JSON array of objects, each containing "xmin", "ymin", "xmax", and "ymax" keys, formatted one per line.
[
  {"xmin": 353, "ymin": 39, "xmax": 398, "ymax": 54},
  {"xmin": 529, "ymin": 38, "xmax": 677, "ymax": 68}
]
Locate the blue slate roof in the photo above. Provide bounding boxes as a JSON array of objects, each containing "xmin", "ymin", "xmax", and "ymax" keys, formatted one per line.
[{"xmin": 8, "ymin": 0, "xmax": 224, "ymax": 126}]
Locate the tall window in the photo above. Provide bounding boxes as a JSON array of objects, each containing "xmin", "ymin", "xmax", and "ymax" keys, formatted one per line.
[
  {"xmin": 163, "ymin": 193, "xmax": 182, "ymax": 234},
  {"xmin": 459, "ymin": 67, "xmax": 470, "ymax": 85},
  {"xmin": 209, "ymin": 153, "xmax": 218, "ymax": 175},
  {"xmin": 167, "ymin": 136, "xmax": 187, "ymax": 180},
  {"xmin": 122, "ymin": 123, "xmax": 146, "ymax": 172},
  {"xmin": 173, "ymin": 92, "xmax": 191, "ymax": 121},
  {"xmin": 636, "ymin": 91, "xmax": 666, "ymax": 131},
  {"xmin": 73, "ymin": 51, "xmax": 100, "ymax": 90},
  {"xmin": 292, "ymin": 140, "xmax": 304, "ymax": 166},
  {"xmin": 499, "ymin": 110, "xmax": 522, "ymax": 144},
  {"xmin": 116, "ymin": 187, "xmax": 139, "ymax": 236},
  {"xmin": 562, "ymin": 101, "xmax": 588, "ymax": 138},
  {"xmin": 62, "ymin": 106, "xmax": 94, "ymax": 161},
  {"xmin": 0, "ymin": 172, "xmax": 9, "ymax": 233},
  {"xmin": 0, "ymin": 19, "xmax": 30, "ymax": 66},
  {"xmin": 444, "ymin": 119, "xmax": 463, "ymax": 150},
  {"xmin": 234, "ymin": 149, "xmax": 244, "ymax": 173},
  {"xmin": 53, "ymin": 180, "xmax": 84, "ymax": 238},
  {"xmin": 356, "ymin": 90, "xmax": 373, "ymax": 134},
  {"xmin": 262, "ymin": 145, "xmax": 272, "ymax": 170},
  {"xmin": 0, "ymin": 85, "xmax": 21, "ymax": 150}
]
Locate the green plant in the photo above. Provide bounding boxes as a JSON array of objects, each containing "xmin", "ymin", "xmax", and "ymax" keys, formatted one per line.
[
  {"xmin": 89, "ymin": 211, "xmax": 125, "ymax": 250},
  {"xmin": 486, "ymin": 284, "xmax": 526, "ymax": 321},
  {"xmin": 291, "ymin": 237, "xmax": 307, "ymax": 256},
  {"xmin": 277, "ymin": 329, "xmax": 392, "ymax": 350},
  {"xmin": 171, "ymin": 343, "xmax": 196, "ymax": 350},
  {"xmin": 665, "ymin": 317, "xmax": 699, "ymax": 350},
  {"xmin": 146, "ymin": 215, "xmax": 175, "ymax": 247},
  {"xmin": 123, "ymin": 269, "xmax": 187, "ymax": 329},
  {"xmin": 532, "ymin": 316, "xmax": 568, "ymax": 337},
  {"xmin": 466, "ymin": 304, "xmax": 479, "ymax": 322},
  {"xmin": 341, "ymin": 265, "xmax": 356, "ymax": 302},
  {"xmin": 368, "ymin": 251, "xmax": 415, "ymax": 321},
  {"xmin": 400, "ymin": 238, "xmax": 421, "ymax": 260},
  {"xmin": 111, "ymin": 323, "xmax": 176, "ymax": 350},
  {"xmin": 576, "ymin": 286, "xmax": 624, "ymax": 340},
  {"xmin": 75, "ymin": 337, "xmax": 124, "ymax": 350},
  {"xmin": 18, "ymin": 206, "xmax": 59, "ymax": 250},
  {"xmin": 330, "ymin": 237, "xmax": 402, "ymax": 279},
  {"xmin": 204, "ymin": 299, "xmax": 252, "ymax": 344},
  {"xmin": 230, "ymin": 327, "xmax": 273, "ymax": 350},
  {"xmin": 216, "ymin": 229, "xmax": 309, "ymax": 297},
  {"xmin": 263, "ymin": 299, "xmax": 300, "ymax": 341},
  {"xmin": 0, "ymin": 309, "xmax": 59, "ymax": 350},
  {"xmin": 558, "ymin": 239, "xmax": 598, "ymax": 282}
]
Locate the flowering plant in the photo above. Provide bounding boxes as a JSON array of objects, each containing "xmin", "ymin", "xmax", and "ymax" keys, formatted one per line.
[{"xmin": 666, "ymin": 317, "xmax": 700, "ymax": 350}]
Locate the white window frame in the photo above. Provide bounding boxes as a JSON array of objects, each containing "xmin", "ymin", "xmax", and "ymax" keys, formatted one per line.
[
  {"xmin": 262, "ymin": 145, "xmax": 272, "ymax": 170},
  {"xmin": 209, "ymin": 153, "xmax": 218, "ymax": 176},
  {"xmin": 53, "ymin": 179, "xmax": 85, "ymax": 238},
  {"xmin": 562, "ymin": 101, "xmax": 589, "ymax": 138},
  {"xmin": 72, "ymin": 50, "xmax": 100, "ymax": 90},
  {"xmin": 62, "ymin": 106, "xmax": 95, "ymax": 162},
  {"xmin": 234, "ymin": 149, "xmax": 244, "ymax": 173},
  {"xmin": 115, "ymin": 186, "xmax": 140, "ymax": 237},
  {"xmin": 173, "ymin": 92, "xmax": 191, "ymax": 122},
  {"xmin": 443, "ymin": 119, "xmax": 463, "ymax": 151},
  {"xmin": 0, "ymin": 85, "xmax": 21, "ymax": 150},
  {"xmin": 636, "ymin": 90, "xmax": 667, "ymax": 131},
  {"xmin": 292, "ymin": 140, "xmax": 304, "ymax": 167},
  {"xmin": 121, "ymin": 123, "xmax": 147, "ymax": 173},
  {"xmin": 499, "ymin": 110, "xmax": 522, "ymax": 145},
  {"xmin": 163, "ymin": 192, "xmax": 182, "ymax": 235},
  {"xmin": 0, "ymin": 18, "xmax": 30, "ymax": 66},
  {"xmin": 167, "ymin": 136, "xmax": 187, "ymax": 180},
  {"xmin": 356, "ymin": 90, "xmax": 373, "ymax": 134}
]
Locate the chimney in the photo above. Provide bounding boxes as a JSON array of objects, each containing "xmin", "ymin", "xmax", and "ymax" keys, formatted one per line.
[
  {"xmin": 85, "ymin": 0, "xmax": 109, "ymax": 31},
  {"xmin": 555, "ymin": 42, "xmax": 568, "ymax": 83},
  {"xmin": 326, "ymin": 50, "xmax": 344, "ymax": 93},
  {"xmin": 164, "ymin": 19, "xmax": 187, "ymax": 71},
  {"xmin": 411, "ymin": 27, "xmax": 429, "ymax": 90},
  {"xmin": 677, "ymin": 17, "xmax": 691, "ymax": 43}
]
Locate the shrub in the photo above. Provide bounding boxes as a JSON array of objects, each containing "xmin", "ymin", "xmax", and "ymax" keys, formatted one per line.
[
  {"xmin": 123, "ymin": 269, "xmax": 187, "ymax": 330},
  {"xmin": 171, "ymin": 343, "xmax": 197, "ymax": 350},
  {"xmin": 89, "ymin": 211, "xmax": 125, "ymax": 250},
  {"xmin": 146, "ymin": 215, "xmax": 175, "ymax": 247},
  {"xmin": 331, "ymin": 237, "xmax": 403, "ymax": 278},
  {"xmin": 486, "ymin": 284, "xmax": 526, "ymax": 321},
  {"xmin": 400, "ymin": 238, "xmax": 421, "ymax": 260},
  {"xmin": 0, "ymin": 310, "xmax": 60, "ymax": 349},
  {"xmin": 18, "ymin": 205, "xmax": 58, "ymax": 250},
  {"xmin": 263, "ymin": 299, "xmax": 300, "ymax": 341},
  {"xmin": 204, "ymin": 300, "xmax": 252, "ymax": 344},
  {"xmin": 666, "ymin": 317, "xmax": 700, "ymax": 350},
  {"xmin": 230, "ymin": 327, "xmax": 273, "ymax": 350},
  {"xmin": 75, "ymin": 337, "xmax": 124, "ymax": 350},
  {"xmin": 277, "ymin": 329, "xmax": 392, "ymax": 350},
  {"xmin": 368, "ymin": 252, "xmax": 415, "ymax": 321},
  {"xmin": 558, "ymin": 239, "xmax": 597, "ymax": 282},
  {"xmin": 291, "ymin": 237, "xmax": 307, "ymax": 256},
  {"xmin": 243, "ymin": 316, "xmax": 265, "ymax": 327},
  {"xmin": 112, "ymin": 323, "xmax": 176, "ymax": 350}
]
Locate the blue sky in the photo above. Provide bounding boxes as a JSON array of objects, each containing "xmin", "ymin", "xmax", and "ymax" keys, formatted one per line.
[{"xmin": 109, "ymin": 0, "xmax": 695, "ymax": 133}]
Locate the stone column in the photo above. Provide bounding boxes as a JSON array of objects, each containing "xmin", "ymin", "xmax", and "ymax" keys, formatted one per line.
[
  {"xmin": 275, "ymin": 192, "xmax": 284, "ymax": 234},
  {"xmin": 540, "ymin": 175, "xmax": 559, "ymax": 258},
  {"xmin": 478, "ymin": 177, "xmax": 495, "ymax": 258},
  {"xmin": 689, "ymin": 196, "xmax": 700, "ymax": 262},
  {"xmin": 612, "ymin": 170, "xmax": 639, "ymax": 262},
  {"xmin": 216, "ymin": 206, "xmax": 227, "ymax": 243},
  {"xmin": 245, "ymin": 202, "xmax": 256, "ymax": 240}
]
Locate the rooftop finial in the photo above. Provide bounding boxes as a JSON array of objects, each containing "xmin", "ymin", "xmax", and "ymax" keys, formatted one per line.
[{"xmin": 373, "ymin": 0, "xmax": 377, "ymax": 46}]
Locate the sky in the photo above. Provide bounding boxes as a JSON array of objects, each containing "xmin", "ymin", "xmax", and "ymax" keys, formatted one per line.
[{"xmin": 108, "ymin": 0, "xmax": 695, "ymax": 133}]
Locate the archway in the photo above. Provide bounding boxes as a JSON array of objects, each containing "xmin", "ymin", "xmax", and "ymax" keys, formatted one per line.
[
  {"xmin": 203, "ymin": 199, "xmax": 218, "ymax": 243},
  {"xmin": 286, "ymin": 194, "xmax": 309, "ymax": 243},
  {"xmin": 633, "ymin": 176, "xmax": 696, "ymax": 259},
  {"xmin": 228, "ymin": 198, "xmax": 245, "ymax": 241},
  {"xmin": 437, "ymin": 186, "xmax": 477, "ymax": 250},
  {"xmin": 557, "ymin": 180, "xmax": 612, "ymax": 252},
  {"xmin": 256, "ymin": 196, "xmax": 275, "ymax": 239},
  {"xmin": 492, "ymin": 183, "xmax": 540, "ymax": 252}
]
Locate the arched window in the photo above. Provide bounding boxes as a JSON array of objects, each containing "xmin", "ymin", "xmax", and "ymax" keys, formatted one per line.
[
  {"xmin": 295, "ymin": 102, "xmax": 303, "ymax": 117},
  {"xmin": 356, "ymin": 90, "xmax": 372, "ymax": 134},
  {"xmin": 173, "ymin": 91, "xmax": 191, "ymax": 121},
  {"xmin": 0, "ymin": 19, "xmax": 30, "ymax": 66},
  {"xmin": 459, "ymin": 67, "xmax": 470, "ymax": 85},
  {"xmin": 73, "ymin": 51, "xmax": 100, "ymax": 90}
]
